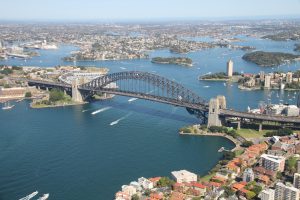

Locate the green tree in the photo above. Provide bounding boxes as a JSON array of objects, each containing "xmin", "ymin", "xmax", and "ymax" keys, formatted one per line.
[
  {"xmin": 4, "ymin": 84, "xmax": 11, "ymax": 88},
  {"xmin": 49, "ymin": 89, "xmax": 65, "ymax": 102},
  {"xmin": 131, "ymin": 194, "xmax": 139, "ymax": 200},
  {"xmin": 246, "ymin": 191, "xmax": 256, "ymax": 199},
  {"xmin": 157, "ymin": 177, "xmax": 174, "ymax": 188},
  {"xmin": 286, "ymin": 156, "xmax": 298, "ymax": 175},
  {"xmin": 223, "ymin": 186, "xmax": 235, "ymax": 197},
  {"xmin": 241, "ymin": 141, "xmax": 254, "ymax": 147},
  {"xmin": 25, "ymin": 91, "xmax": 32, "ymax": 98}
]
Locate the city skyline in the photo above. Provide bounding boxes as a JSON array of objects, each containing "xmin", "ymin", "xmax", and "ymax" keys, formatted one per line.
[{"xmin": 1, "ymin": 0, "xmax": 300, "ymax": 21}]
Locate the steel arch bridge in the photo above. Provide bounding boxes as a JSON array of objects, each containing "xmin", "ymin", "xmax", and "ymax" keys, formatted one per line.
[{"xmin": 79, "ymin": 71, "xmax": 208, "ymax": 111}]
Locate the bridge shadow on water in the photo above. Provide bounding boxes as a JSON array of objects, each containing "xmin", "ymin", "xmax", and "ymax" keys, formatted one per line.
[{"xmin": 93, "ymin": 100, "xmax": 200, "ymax": 124}]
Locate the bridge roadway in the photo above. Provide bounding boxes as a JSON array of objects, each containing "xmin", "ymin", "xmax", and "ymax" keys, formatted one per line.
[
  {"xmin": 26, "ymin": 79, "xmax": 300, "ymax": 125},
  {"xmin": 220, "ymin": 109, "xmax": 300, "ymax": 124}
]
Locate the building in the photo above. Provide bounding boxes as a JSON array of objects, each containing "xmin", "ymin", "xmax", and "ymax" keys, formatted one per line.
[
  {"xmin": 259, "ymin": 188, "xmax": 275, "ymax": 200},
  {"xmin": 285, "ymin": 105, "xmax": 300, "ymax": 117},
  {"xmin": 137, "ymin": 177, "xmax": 153, "ymax": 189},
  {"xmin": 171, "ymin": 170, "xmax": 197, "ymax": 183},
  {"xmin": 259, "ymin": 154, "xmax": 285, "ymax": 172},
  {"xmin": 286, "ymin": 72, "xmax": 293, "ymax": 83},
  {"xmin": 264, "ymin": 75, "xmax": 271, "ymax": 88},
  {"xmin": 121, "ymin": 185, "xmax": 137, "ymax": 197},
  {"xmin": 297, "ymin": 160, "xmax": 300, "ymax": 173},
  {"xmin": 275, "ymin": 182, "xmax": 300, "ymax": 200},
  {"xmin": 293, "ymin": 173, "xmax": 300, "ymax": 189},
  {"xmin": 227, "ymin": 59, "xmax": 233, "ymax": 77},
  {"xmin": 242, "ymin": 168, "xmax": 254, "ymax": 182}
]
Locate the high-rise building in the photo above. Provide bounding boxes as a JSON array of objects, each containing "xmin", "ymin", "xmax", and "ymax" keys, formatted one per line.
[
  {"xmin": 286, "ymin": 72, "xmax": 293, "ymax": 83},
  {"xmin": 259, "ymin": 154, "xmax": 285, "ymax": 172},
  {"xmin": 264, "ymin": 75, "xmax": 271, "ymax": 88},
  {"xmin": 275, "ymin": 182, "xmax": 300, "ymax": 200},
  {"xmin": 260, "ymin": 71, "xmax": 265, "ymax": 81},
  {"xmin": 293, "ymin": 173, "xmax": 300, "ymax": 189},
  {"xmin": 259, "ymin": 188, "xmax": 275, "ymax": 200},
  {"xmin": 227, "ymin": 59, "xmax": 233, "ymax": 77},
  {"xmin": 243, "ymin": 168, "xmax": 254, "ymax": 182}
]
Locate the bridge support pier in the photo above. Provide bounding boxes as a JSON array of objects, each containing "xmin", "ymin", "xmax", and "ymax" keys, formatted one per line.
[
  {"xmin": 72, "ymin": 79, "xmax": 84, "ymax": 102},
  {"xmin": 237, "ymin": 120, "xmax": 241, "ymax": 130},
  {"xmin": 207, "ymin": 96, "xmax": 226, "ymax": 127}
]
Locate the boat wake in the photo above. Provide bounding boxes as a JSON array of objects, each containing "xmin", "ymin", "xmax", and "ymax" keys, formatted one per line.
[
  {"xmin": 110, "ymin": 113, "xmax": 132, "ymax": 126},
  {"xmin": 37, "ymin": 194, "xmax": 49, "ymax": 200},
  {"xmin": 120, "ymin": 67, "xmax": 127, "ymax": 70},
  {"xmin": 91, "ymin": 107, "xmax": 112, "ymax": 115},
  {"xmin": 82, "ymin": 109, "xmax": 92, "ymax": 113}
]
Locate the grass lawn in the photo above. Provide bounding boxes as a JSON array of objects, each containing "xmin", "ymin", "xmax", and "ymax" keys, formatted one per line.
[
  {"xmin": 237, "ymin": 128, "xmax": 269, "ymax": 139},
  {"xmin": 200, "ymin": 172, "xmax": 216, "ymax": 182}
]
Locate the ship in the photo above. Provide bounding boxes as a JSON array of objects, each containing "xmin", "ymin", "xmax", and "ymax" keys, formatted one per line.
[
  {"xmin": 19, "ymin": 191, "xmax": 38, "ymax": 200},
  {"xmin": 2, "ymin": 101, "xmax": 15, "ymax": 110}
]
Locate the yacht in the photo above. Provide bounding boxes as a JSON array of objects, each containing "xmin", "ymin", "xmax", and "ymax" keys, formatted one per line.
[{"xmin": 2, "ymin": 101, "xmax": 15, "ymax": 110}]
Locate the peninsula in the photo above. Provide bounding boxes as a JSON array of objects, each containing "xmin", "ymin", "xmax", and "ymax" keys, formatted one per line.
[
  {"xmin": 242, "ymin": 51, "xmax": 300, "ymax": 67},
  {"xmin": 151, "ymin": 57, "xmax": 193, "ymax": 67}
]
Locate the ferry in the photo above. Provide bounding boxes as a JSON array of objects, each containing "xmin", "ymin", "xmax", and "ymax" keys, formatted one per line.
[
  {"xmin": 37, "ymin": 193, "xmax": 49, "ymax": 200},
  {"xmin": 2, "ymin": 101, "xmax": 15, "ymax": 110},
  {"xmin": 19, "ymin": 191, "xmax": 38, "ymax": 200}
]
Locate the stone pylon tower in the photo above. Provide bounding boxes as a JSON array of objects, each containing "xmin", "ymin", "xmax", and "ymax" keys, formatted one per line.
[
  {"xmin": 207, "ymin": 95, "xmax": 226, "ymax": 127},
  {"xmin": 72, "ymin": 79, "xmax": 83, "ymax": 102}
]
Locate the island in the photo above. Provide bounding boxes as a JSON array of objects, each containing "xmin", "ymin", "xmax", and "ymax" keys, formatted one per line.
[
  {"xmin": 151, "ymin": 57, "xmax": 193, "ymax": 67},
  {"xmin": 199, "ymin": 72, "xmax": 241, "ymax": 81},
  {"xmin": 242, "ymin": 51, "xmax": 300, "ymax": 67}
]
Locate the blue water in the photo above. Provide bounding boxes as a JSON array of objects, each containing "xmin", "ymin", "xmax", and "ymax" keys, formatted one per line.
[{"xmin": 0, "ymin": 36, "xmax": 300, "ymax": 199}]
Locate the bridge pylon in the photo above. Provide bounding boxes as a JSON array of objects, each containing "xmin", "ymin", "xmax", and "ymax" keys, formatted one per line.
[
  {"xmin": 72, "ymin": 79, "xmax": 84, "ymax": 102},
  {"xmin": 207, "ymin": 96, "xmax": 226, "ymax": 127}
]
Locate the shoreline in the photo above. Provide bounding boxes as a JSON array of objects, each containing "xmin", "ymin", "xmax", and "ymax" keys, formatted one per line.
[
  {"xmin": 179, "ymin": 131, "xmax": 240, "ymax": 152},
  {"xmin": 30, "ymin": 101, "xmax": 86, "ymax": 109}
]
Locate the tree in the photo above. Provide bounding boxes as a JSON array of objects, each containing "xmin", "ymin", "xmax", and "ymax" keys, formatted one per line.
[
  {"xmin": 131, "ymin": 194, "xmax": 139, "ymax": 200},
  {"xmin": 241, "ymin": 141, "xmax": 254, "ymax": 147},
  {"xmin": 286, "ymin": 156, "xmax": 298, "ymax": 175},
  {"xmin": 246, "ymin": 191, "xmax": 256, "ymax": 199},
  {"xmin": 223, "ymin": 151, "xmax": 235, "ymax": 161},
  {"xmin": 25, "ymin": 91, "xmax": 32, "ymax": 98},
  {"xmin": 49, "ymin": 89, "xmax": 65, "ymax": 102},
  {"xmin": 157, "ymin": 177, "xmax": 174, "ymax": 188},
  {"xmin": 223, "ymin": 186, "xmax": 235, "ymax": 197}
]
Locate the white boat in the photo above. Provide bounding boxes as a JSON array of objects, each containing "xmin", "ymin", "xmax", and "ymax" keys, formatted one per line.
[
  {"xmin": 2, "ymin": 101, "xmax": 15, "ymax": 110},
  {"xmin": 19, "ymin": 191, "xmax": 38, "ymax": 200},
  {"xmin": 203, "ymin": 85, "xmax": 210, "ymax": 88},
  {"xmin": 128, "ymin": 98, "xmax": 138, "ymax": 102},
  {"xmin": 37, "ymin": 193, "xmax": 49, "ymax": 200}
]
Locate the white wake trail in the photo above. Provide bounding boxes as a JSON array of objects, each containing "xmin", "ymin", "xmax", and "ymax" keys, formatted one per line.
[{"xmin": 91, "ymin": 107, "xmax": 112, "ymax": 115}]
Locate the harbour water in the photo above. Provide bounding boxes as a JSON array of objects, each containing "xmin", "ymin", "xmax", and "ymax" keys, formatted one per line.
[{"xmin": 0, "ymin": 36, "xmax": 300, "ymax": 199}]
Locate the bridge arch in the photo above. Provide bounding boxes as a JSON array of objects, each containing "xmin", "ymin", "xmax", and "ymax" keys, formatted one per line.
[{"xmin": 79, "ymin": 71, "xmax": 208, "ymax": 110}]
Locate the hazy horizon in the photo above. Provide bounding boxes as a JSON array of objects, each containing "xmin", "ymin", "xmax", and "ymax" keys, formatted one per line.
[{"xmin": 1, "ymin": 0, "xmax": 300, "ymax": 22}]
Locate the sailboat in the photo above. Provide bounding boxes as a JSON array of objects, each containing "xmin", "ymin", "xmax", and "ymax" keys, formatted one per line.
[{"xmin": 2, "ymin": 101, "xmax": 15, "ymax": 110}]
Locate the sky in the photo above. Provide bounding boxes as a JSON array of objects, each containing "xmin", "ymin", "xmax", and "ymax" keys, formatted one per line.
[{"xmin": 1, "ymin": 0, "xmax": 300, "ymax": 21}]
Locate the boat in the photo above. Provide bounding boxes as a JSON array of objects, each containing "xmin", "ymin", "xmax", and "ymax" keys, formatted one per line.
[
  {"xmin": 128, "ymin": 98, "xmax": 138, "ymax": 102},
  {"xmin": 2, "ymin": 101, "xmax": 15, "ymax": 110},
  {"xmin": 218, "ymin": 147, "xmax": 225, "ymax": 152},
  {"xmin": 16, "ymin": 98, "xmax": 24, "ymax": 102},
  {"xmin": 203, "ymin": 85, "xmax": 210, "ymax": 88},
  {"xmin": 37, "ymin": 193, "xmax": 49, "ymax": 200},
  {"xmin": 19, "ymin": 191, "xmax": 38, "ymax": 200}
]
